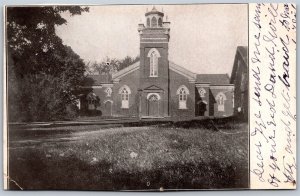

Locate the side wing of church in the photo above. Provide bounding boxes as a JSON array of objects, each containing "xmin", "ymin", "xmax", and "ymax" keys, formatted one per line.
[{"xmin": 80, "ymin": 7, "xmax": 234, "ymax": 120}]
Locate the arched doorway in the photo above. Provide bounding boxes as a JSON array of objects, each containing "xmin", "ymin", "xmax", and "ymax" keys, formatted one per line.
[
  {"xmin": 197, "ymin": 101, "xmax": 207, "ymax": 116},
  {"xmin": 147, "ymin": 94, "xmax": 159, "ymax": 117},
  {"xmin": 104, "ymin": 100, "xmax": 113, "ymax": 116}
]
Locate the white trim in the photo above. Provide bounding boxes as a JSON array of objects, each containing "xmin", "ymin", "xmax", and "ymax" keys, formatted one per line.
[
  {"xmin": 146, "ymin": 93, "xmax": 161, "ymax": 100},
  {"xmin": 81, "ymin": 86, "xmax": 102, "ymax": 89},
  {"xmin": 176, "ymin": 85, "xmax": 190, "ymax": 95},
  {"xmin": 195, "ymin": 83, "xmax": 210, "ymax": 87},
  {"xmin": 147, "ymin": 93, "xmax": 160, "ymax": 100},
  {"xmin": 147, "ymin": 48, "xmax": 161, "ymax": 57},
  {"xmin": 197, "ymin": 100, "xmax": 208, "ymax": 104},
  {"xmin": 118, "ymin": 85, "xmax": 131, "ymax": 94},
  {"xmin": 112, "ymin": 61, "xmax": 139, "ymax": 80},
  {"xmin": 210, "ymin": 85, "xmax": 234, "ymax": 90},
  {"xmin": 103, "ymin": 100, "xmax": 113, "ymax": 104},
  {"xmin": 102, "ymin": 84, "xmax": 114, "ymax": 88},
  {"xmin": 169, "ymin": 61, "xmax": 197, "ymax": 82},
  {"xmin": 216, "ymin": 92, "xmax": 227, "ymax": 100}
]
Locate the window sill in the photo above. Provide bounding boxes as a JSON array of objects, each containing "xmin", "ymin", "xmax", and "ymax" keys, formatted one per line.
[{"xmin": 149, "ymin": 76, "xmax": 158, "ymax": 78}]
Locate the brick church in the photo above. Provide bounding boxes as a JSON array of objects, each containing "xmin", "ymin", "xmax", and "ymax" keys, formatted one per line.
[{"xmin": 80, "ymin": 7, "xmax": 234, "ymax": 120}]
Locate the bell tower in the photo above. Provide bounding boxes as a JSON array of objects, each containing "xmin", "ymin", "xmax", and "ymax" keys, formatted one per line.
[{"xmin": 137, "ymin": 6, "xmax": 171, "ymax": 118}]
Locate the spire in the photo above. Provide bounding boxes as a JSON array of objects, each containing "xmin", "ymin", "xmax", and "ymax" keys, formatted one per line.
[{"xmin": 145, "ymin": 6, "xmax": 164, "ymax": 17}]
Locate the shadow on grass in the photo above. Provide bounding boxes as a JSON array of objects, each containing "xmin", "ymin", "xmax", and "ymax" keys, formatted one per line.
[
  {"xmin": 124, "ymin": 116, "xmax": 246, "ymax": 131},
  {"xmin": 9, "ymin": 150, "xmax": 248, "ymax": 190}
]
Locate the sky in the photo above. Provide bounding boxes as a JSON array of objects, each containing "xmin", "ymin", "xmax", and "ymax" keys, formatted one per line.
[{"xmin": 55, "ymin": 4, "xmax": 248, "ymax": 75}]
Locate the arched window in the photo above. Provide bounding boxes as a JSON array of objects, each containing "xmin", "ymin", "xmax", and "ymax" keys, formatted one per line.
[
  {"xmin": 216, "ymin": 92, "xmax": 227, "ymax": 112},
  {"xmin": 151, "ymin": 17, "xmax": 157, "ymax": 27},
  {"xmin": 118, "ymin": 85, "xmax": 131, "ymax": 109},
  {"xmin": 105, "ymin": 87, "xmax": 112, "ymax": 97},
  {"xmin": 150, "ymin": 51, "xmax": 158, "ymax": 77},
  {"xmin": 147, "ymin": 18, "xmax": 150, "ymax": 27},
  {"xmin": 147, "ymin": 48, "xmax": 160, "ymax": 77},
  {"xmin": 158, "ymin": 18, "xmax": 162, "ymax": 27},
  {"xmin": 176, "ymin": 85, "xmax": 190, "ymax": 109}
]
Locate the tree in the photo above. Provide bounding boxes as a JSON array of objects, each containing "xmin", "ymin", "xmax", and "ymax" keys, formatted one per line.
[
  {"xmin": 7, "ymin": 6, "xmax": 89, "ymax": 121},
  {"xmin": 118, "ymin": 55, "xmax": 140, "ymax": 71},
  {"xmin": 86, "ymin": 55, "xmax": 140, "ymax": 75},
  {"xmin": 90, "ymin": 57, "xmax": 119, "ymax": 75}
]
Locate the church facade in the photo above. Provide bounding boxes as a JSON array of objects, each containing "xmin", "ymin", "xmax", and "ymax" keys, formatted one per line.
[{"xmin": 80, "ymin": 7, "xmax": 234, "ymax": 120}]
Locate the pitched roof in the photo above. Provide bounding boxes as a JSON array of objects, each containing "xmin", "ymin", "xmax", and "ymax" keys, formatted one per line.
[
  {"xmin": 169, "ymin": 61, "xmax": 196, "ymax": 82},
  {"xmin": 230, "ymin": 46, "xmax": 248, "ymax": 83},
  {"xmin": 196, "ymin": 74, "xmax": 230, "ymax": 84},
  {"xmin": 112, "ymin": 61, "xmax": 139, "ymax": 80},
  {"xmin": 83, "ymin": 74, "xmax": 112, "ymax": 86},
  {"xmin": 237, "ymin": 46, "xmax": 248, "ymax": 65}
]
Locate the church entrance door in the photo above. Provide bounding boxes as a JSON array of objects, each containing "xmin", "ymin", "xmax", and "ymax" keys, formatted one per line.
[
  {"xmin": 104, "ymin": 101, "xmax": 112, "ymax": 116},
  {"xmin": 197, "ymin": 101, "xmax": 207, "ymax": 116},
  {"xmin": 148, "ymin": 94, "xmax": 159, "ymax": 117}
]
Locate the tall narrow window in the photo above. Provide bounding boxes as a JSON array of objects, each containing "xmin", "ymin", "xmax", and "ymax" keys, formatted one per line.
[
  {"xmin": 158, "ymin": 18, "xmax": 162, "ymax": 27},
  {"xmin": 176, "ymin": 85, "xmax": 189, "ymax": 109},
  {"xmin": 151, "ymin": 17, "xmax": 157, "ymax": 27},
  {"xmin": 150, "ymin": 51, "xmax": 158, "ymax": 77},
  {"xmin": 148, "ymin": 48, "xmax": 160, "ymax": 77},
  {"xmin": 147, "ymin": 18, "xmax": 150, "ymax": 27},
  {"xmin": 119, "ymin": 85, "xmax": 131, "ymax": 109},
  {"xmin": 216, "ymin": 92, "xmax": 226, "ymax": 112},
  {"xmin": 121, "ymin": 88, "xmax": 129, "ymax": 109}
]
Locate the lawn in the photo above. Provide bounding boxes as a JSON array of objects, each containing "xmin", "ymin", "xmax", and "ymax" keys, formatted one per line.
[{"xmin": 8, "ymin": 119, "xmax": 249, "ymax": 190}]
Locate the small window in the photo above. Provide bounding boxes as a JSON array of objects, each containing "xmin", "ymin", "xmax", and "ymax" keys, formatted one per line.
[
  {"xmin": 198, "ymin": 88, "xmax": 206, "ymax": 98},
  {"xmin": 105, "ymin": 87, "xmax": 112, "ymax": 97},
  {"xmin": 147, "ymin": 18, "xmax": 150, "ymax": 27},
  {"xmin": 158, "ymin": 18, "xmax": 162, "ymax": 27},
  {"xmin": 216, "ymin": 92, "xmax": 226, "ymax": 112}
]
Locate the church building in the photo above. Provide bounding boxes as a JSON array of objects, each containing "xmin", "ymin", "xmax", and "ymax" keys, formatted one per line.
[{"xmin": 80, "ymin": 7, "xmax": 234, "ymax": 120}]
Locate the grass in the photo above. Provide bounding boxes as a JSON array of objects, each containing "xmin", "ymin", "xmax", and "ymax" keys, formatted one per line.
[{"xmin": 8, "ymin": 118, "xmax": 248, "ymax": 190}]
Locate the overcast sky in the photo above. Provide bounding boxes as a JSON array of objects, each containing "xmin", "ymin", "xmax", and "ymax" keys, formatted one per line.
[{"xmin": 55, "ymin": 4, "xmax": 248, "ymax": 75}]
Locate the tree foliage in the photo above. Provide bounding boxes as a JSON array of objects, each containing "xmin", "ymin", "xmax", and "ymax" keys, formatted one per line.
[
  {"xmin": 87, "ymin": 55, "xmax": 140, "ymax": 75},
  {"xmin": 7, "ymin": 6, "xmax": 89, "ymax": 122}
]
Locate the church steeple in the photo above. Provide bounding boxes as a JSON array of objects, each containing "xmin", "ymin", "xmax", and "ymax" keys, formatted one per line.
[
  {"xmin": 137, "ymin": 6, "xmax": 171, "ymax": 117},
  {"xmin": 145, "ymin": 6, "xmax": 164, "ymax": 28},
  {"xmin": 138, "ymin": 6, "xmax": 170, "ymax": 32}
]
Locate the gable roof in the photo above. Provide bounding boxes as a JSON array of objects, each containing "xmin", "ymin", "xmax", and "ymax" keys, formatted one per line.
[
  {"xmin": 112, "ymin": 61, "xmax": 140, "ymax": 81},
  {"xmin": 196, "ymin": 74, "xmax": 230, "ymax": 84},
  {"xmin": 169, "ymin": 61, "xmax": 197, "ymax": 82},
  {"xmin": 144, "ymin": 85, "xmax": 164, "ymax": 91},
  {"xmin": 83, "ymin": 60, "xmax": 231, "ymax": 86},
  {"xmin": 83, "ymin": 74, "xmax": 112, "ymax": 86},
  {"xmin": 230, "ymin": 46, "xmax": 248, "ymax": 83},
  {"xmin": 237, "ymin": 46, "xmax": 248, "ymax": 64}
]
